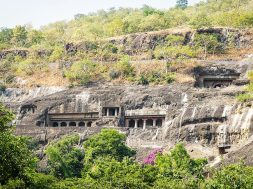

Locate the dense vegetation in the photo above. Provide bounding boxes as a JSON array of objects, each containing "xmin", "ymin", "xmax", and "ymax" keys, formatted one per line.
[
  {"xmin": 1, "ymin": 104, "xmax": 253, "ymax": 188},
  {"xmin": 237, "ymin": 71, "xmax": 253, "ymax": 102},
  {"xmin": 0, "ymin": 0, "xmax": 253, "ymax": 87}
]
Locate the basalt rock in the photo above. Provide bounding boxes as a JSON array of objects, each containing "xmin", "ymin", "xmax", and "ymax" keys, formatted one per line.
[
  {"xmin": 1, "ymin": 58, "xmax": 253, "ymax": 164},
  {"xmin": 65, "ymin": 28, "xmax": 253, "ymax": 56}
]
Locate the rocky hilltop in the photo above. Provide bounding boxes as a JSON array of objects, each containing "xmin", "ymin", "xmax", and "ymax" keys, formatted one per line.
[{"xmin": 1, "ymin": 55, "xmax": 252, "ymax": 165}]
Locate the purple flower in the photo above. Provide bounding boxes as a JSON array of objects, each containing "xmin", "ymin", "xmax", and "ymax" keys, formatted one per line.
[{"xmin": 143, "ymin": 148, "xmax": 163, "ymax": 165}]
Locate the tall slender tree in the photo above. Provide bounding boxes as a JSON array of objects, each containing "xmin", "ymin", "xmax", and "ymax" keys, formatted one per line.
[{"xmin": 176, "ymin": 0, "xmax": 188, "ymax": 9}]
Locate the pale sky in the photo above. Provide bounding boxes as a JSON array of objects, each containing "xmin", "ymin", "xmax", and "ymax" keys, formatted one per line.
[{"xmin": 0, "ymin": 0, "xmax": 202, "ymax": 29}]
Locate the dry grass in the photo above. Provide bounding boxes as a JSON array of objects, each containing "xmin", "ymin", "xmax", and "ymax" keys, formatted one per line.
[
  {"xmin": 208, "ymin": 47, "xmax": 253, "ymax": 61},
  {"xmin": 21, "ymin": 69, "xmax": 69, "ymax": 87}
]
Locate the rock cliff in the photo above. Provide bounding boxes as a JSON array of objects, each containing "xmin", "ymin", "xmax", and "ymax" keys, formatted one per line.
[{"xmin": 1, "ymin": 56, "xmax": 252, "ymax": 164}]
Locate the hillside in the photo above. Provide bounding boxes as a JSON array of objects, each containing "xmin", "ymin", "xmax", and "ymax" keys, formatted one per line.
[
  {"xmin": 0, "ymin": 0, "xmax": 253, "ymax": 89},
  {"xmin": 1, "ymin": 0, "xmax": 253, "ymax": 188}
]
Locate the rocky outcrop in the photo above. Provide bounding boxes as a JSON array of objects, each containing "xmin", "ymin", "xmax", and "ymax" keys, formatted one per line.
[
  {"xmin": 65, "ymin": 28, "xmax": 253, "ymax": 56},
  {"xmin": 1, "ymin": 58, "xmax": 252, "ymax": 163}
]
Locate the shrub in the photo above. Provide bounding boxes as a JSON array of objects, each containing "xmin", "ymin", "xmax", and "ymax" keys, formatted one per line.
[
  {"xmin": 115, "ymin": 56, "xmax": 135, "ymax": 78},
  {"xmin": 138, "ymin": 75, "xmax": 149, "ymax": 85},
  {"xmin": 49, "ymin": 46, "xmax": 64, "ymax": 62},
  {"xmin": 165, "ymin": 73, "xmax": 176, "ymax": 84},
  {"xmin": 64, "ymin": 60, "xmax": 96, "ymax": 84},
  {"xmin": 45, "ymin": 135, "xmax": 84, "ymax": 178},
  {"xmin": 236, "ymin": 93, "xmax": 252, "ymax": 102},
  {"xmin": 0, "ymin": 83, "xmax": 6, "ymax": 92},
  {"xmin": 109, "ymin": 69, "xmax": 121, "ymax": 80}
]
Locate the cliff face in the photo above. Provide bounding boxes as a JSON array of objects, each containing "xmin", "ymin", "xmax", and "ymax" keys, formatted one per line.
[
  {"xmin": 66, "ymin": 28, "xmax": 253, "ymax": 57},
  {"xmin": 1, "ymin": 56, "xmax": 252, "ymax": 164}
]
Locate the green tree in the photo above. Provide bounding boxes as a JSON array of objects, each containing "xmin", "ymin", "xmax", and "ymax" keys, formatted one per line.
[
  {"xmin": 193, "ymin": 33, "xmax": 222, "ymax": 59},
  {"xmin": 205, "ymin": 163, "xmax": 253, "ymax": 189},
  {"xmin": 27, "ymin": 29, "xmax": 44, "ymax": 46},
  {"xmin": 64, "ymin": 60, "xmax": 97, "ymax": 85},
  {"xmin": 154, "ymin": 143, "xmax": 207, "ymax": 188},
  {"xmin": 84, "ymin": 157, "xmax": 150, "ymax": 188},
  {"xmin": 176, "ymin": 0, "xmax": 188, "ymax": 9},
  {"xmin": 0, "ymin": 28, "xmax": 13, "ymax": 49},
  {"xmin": 45, "ymin": 135, "xmax": 84, "ymax": 178},
  {"xmin": 83, "ymin": 129, "xmax": 136, "ymax": 163},
  {"xmin": 114, "ymin": 56, "xmax": 135, "ymax": 78},
  {"xmin": 11, "ymin": 25, "xmax": 28, "ymax": 47},
  {"xmin": 0, "ymin": 103, "xmax": 36, "ymax": 185}
]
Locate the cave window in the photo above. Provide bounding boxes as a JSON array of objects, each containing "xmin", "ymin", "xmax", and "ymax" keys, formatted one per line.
[
  {"xmin": 69, "ymin": 122, "xmax": 76, "ymax": 127},
  {"xmin": 146, "ymin": 119, "xmax": 153, "ymax": 127},
  {"xmin": 79, "ymin": 122, "xmax": 85, "ymax": 127},
  {"xmin": 52, "ymin": 122, "xmax": 58, "ymax": 127},
  {"xmin": 60, "ymin": 122, "xmax": 67, "ymax": 127},
  {"xmin": 129, "ymin": 119, "xmax": 135, "ymax": 128},
  {"xmin": 87, "ymin": 122, "xmax": 92, "ymax": 127},
  {"xmin": 156, "ymin": 119, "xmax": 163, "ymax": 127}
]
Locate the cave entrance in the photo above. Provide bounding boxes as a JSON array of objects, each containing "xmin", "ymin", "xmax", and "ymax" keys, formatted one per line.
[{"xmin": 203, "ymin": 78, "xmax": 234, "ymax": 88}]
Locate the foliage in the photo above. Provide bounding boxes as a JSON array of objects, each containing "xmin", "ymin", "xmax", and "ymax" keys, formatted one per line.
[
  {"xmin": 0, "ymin": 103, "xmax": 36, "ymax": 186},
  {"xmin": 155, "ymin": 143, "xmax": 207, "ymax": 182},
  {"xmin": 114, "ymin": 56, "xmax": 135, "ymax": 79},
  {"xmin": 193, "ymin": 33, "xmax": 222, "ymax": 59},
  {"xmin": 236, "ymin": 93, "xmax": 253, "ymax": 102},
  {"xmin": 237, "ymin": 70, "xmax": 253, "ymax": 102},
  {"xmin": 45, "ymin": 135, "xmax": 84, "ymax": 178},
  {"xmin": 205, "ymin": 163, "xmax": 253, "ymax": 189},
  {"xmin": 0, "ymin": 83, "xmax": 6, "ymax": 92},
  {"xmin": 83, "ymin": 157, "xmax": 150, "ymax": 189},
  {"xmin": 83, "ymin": 129, "xmax": 136, "ymax": 163},
  {"xmin": 64, "ymin": 60, "xmax": 97, "ymax": 85},
  {"xmin": 176, "ymin": 0, "xmax": 188, "ymax": 10},
  {"xmin": 11, "ymin": 25, "xmax": 28, "ymax": 47}
]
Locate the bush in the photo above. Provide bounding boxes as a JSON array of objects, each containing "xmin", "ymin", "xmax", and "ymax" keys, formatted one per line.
[
  {"xmin": 45, "ymin": 135, "xmax": 84, "ymax": 178},
  {"xmin": 0, "ymin": 83, "xmax": 6, "ymax": 92},
  {"xmin": 138, "ymin": 74, "xmax": 149, "ymax": 85},
  {"xmin": 114, "ymin": 56, "xmax": 135, "ymax": 78},
  {"xmin": 83, "ymin": 129, "xmax": 136, "ymax": 163},
  {"xmin": 165, "ymin": 73, "xmax": 176, "ymax": 84},
  {"xmin": 154, "ymin": 45, "xmax": 198, "ymax": 60},
  {"xmin": 64, "ymin": 60, "xmax": 97, "ymax": 84},
  {"xmin": 49, "ymin": 46, "xmax": 64, "ymax": 62},
  {"xmin": 109, "ymin": 69, "xmax": 121, "ymax": 80}
]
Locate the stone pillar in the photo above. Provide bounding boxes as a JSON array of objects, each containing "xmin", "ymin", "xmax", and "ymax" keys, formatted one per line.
[
  {"xmin": 143, "ymin": 119, "xmax": 147, "ymax": 130},
  {"xmin": 115, "ymin": 108, "xmax": 118, "ymax": 116},
  {"xmin": 134, "ymin": 119, "xmax": 138, "ymax": 129},
  {"xmin": 66, "ymin": 121, "xmax": 70, "ymax": 127},
  {"xmin": 84, "ymin": 121, "xmax": 88, "ymax": 127},
  {"xmin": 58, "ymin": 122, "xmax": 61, "ymax": 127},
  {"xmin": 153, "ymin": 119, "xmax": 157, "ymax": 127},
  {"xmin": 125, "ymin": 119, "xmax": 129, "ymax": 127},
  {"xmin": 162, "ymin": 119, "xmax": 165, "ymax": 127},
  {"xmin": 76, "ymin": 122, "xmax": 79, "ymax": 127},
  {"xmin": 106, "ymin": 108, "xmax": 109, "ymax": 117}
]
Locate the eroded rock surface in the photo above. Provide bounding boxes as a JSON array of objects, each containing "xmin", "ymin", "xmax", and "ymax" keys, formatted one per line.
[{"xmin": 1, "ymin": 58, "xmax": 253, "ymax": 164}]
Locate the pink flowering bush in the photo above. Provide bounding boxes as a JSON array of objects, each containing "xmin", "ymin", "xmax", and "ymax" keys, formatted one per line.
[{"xmin": 143, "ymin": 148, "xmax": 163, "ymax": 165}]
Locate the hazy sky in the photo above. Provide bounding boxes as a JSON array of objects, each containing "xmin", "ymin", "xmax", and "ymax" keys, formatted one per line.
[{"xmin": 0, "ymin": 0, "xmax": 202, "ymax": 28}]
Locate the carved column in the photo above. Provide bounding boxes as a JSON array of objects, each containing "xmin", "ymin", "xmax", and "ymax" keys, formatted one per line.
[
  {"xmin": 153, "ymin": 119, "xmax": 157, "ymax": 127},
  {"xmin": 115, "ymin": 108, "xmax": 118, "ymax": 116},
  {"xmin": 106, "ymin": 108, "xmax": 109, "ymax": 117},
  {"xmin": 162, "ymin": 119, "xmax": 165, "ymax": 127},
  {"xmin": 84, "ymin": 121, "xmax": 88, "ymax": 127},
  {"xmin": 76, "ymin": 122, "xmax": 79, "ymax": 127},
  {"xmin": 66, "ymin": 122, "xmax": 70, "ymax": 127},
  {"xmin": 143, "ymin": 119, "xmax": 147, "ymax": 130},
  {"xmin": 134, "ymin": 119, "xmax": 138, "ymax": 129},
  {"xmin": 125, "ymin": 119, "xmax": 129, "ymax": 127}
]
